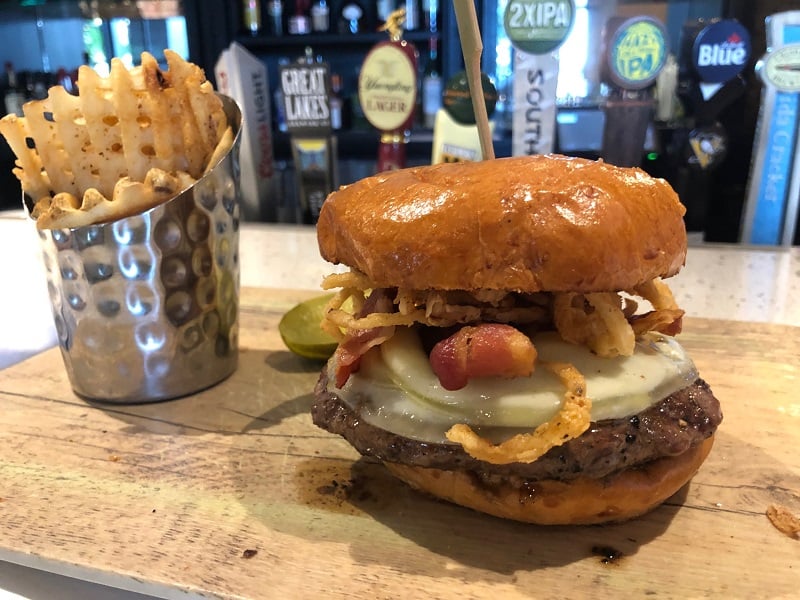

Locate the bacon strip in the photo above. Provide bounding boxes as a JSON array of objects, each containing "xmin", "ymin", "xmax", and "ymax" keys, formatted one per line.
[
  {"xmin": 429, "ymin": 323, "xmax": 537, "ymax": 391},
  {"xmin": 331, "ymin": 289, "xmax": 395, "ymax": 388}
]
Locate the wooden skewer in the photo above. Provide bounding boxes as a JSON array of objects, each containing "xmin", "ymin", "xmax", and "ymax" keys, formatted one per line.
[{"xmin": 452, "ymin": 0, "xmax": 495, "ymax": 160}]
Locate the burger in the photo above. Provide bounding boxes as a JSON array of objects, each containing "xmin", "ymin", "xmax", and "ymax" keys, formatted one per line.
[{"xmin": 311, "ymin": 154, "xmax": 722, "ymax": 525}]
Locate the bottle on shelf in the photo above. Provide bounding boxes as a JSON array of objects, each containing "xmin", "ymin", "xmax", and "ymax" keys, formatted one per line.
[
  {"xmin": 267, "ymin": 0, "xmax": 283, "ymax": 35},
  {"xmin": 423, "ymin": 0, "xmax": 437, "ymax": 33},
  {"xmin": 311, "ymin": 0, "xmax": 330, "ymax": 33},
  {"xmin": 288, "ymin": 0, "xmax": 311, "ymax": 35},
  {"xmin": 3, "ymin": 62, "xmax": 25, "ymax": 117},
  {"xmin": 329, "ymin": 73, "xmax": 343, "ymax": 130},
  {"xmin": 404, "ymin": 0, "xmax": 420, "ymax": 31},
  {"xmin": 339, "ymin": 2, "xmax": 364, "ymax": 35},
  {"xmin": 274, "ymin": 57, "xmax": 290, "ymax": 132},
  {"xmin": 242, "ymin": 0, "xmax": 262, "ymax": 35},
  {"xmin": 422, "ymin": 36, "xmax": 442, "ymax": 129}
]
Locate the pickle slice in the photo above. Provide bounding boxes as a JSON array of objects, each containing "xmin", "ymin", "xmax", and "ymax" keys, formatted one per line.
[{"xmin": 278, "ymin": 294, "xmax": 339, "ymax": 360}]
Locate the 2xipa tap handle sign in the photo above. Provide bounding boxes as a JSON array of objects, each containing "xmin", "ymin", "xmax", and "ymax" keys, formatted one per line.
[
  {"xmin": 504, "ymin": 0, "xmax": 574, "ymax": 55},
  {"xmin": 505, "ymin": 0, "xmax": 574, "ymax": 157}
]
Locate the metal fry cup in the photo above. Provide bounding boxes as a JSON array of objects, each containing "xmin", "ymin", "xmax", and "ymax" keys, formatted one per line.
[{"xmin": 36, "ymin": 95, "xmax": 243, "ymax": 403}]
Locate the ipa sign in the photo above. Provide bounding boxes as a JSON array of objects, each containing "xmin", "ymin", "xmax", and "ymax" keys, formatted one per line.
[
  {"xmin": 506, "ymin": 0, "xmax": 573, "ymax": 157},
  {"xmin": 504, "ymin": 0, "xmax": 574, "ymax": 55},
  {"xmin": 607, "ymin": 17, "xmax": 668, "ymax": 89}
]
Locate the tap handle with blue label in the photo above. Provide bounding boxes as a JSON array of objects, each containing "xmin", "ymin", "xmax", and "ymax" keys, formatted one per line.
[
  {"xmin": 677, "ymin": 19, "xmax": 751, "ymax": 124},
  {"xmin": 741, "ymin": 10, "xmax": 800, "ymax": 246},
  {"xmin": 676, "ymin": 19, "xmax": 752, "ymax": 175}
]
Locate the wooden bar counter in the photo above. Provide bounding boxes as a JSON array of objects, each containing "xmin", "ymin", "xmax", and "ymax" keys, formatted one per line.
[{"xmin": 0, "ymin": 214, "xmax": 798, "ymax": 598}]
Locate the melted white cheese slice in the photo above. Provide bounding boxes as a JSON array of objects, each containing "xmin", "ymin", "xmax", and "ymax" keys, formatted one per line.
[{"xmin": 332, "ymin": 327, "xmax": 698, "ymax": 444}]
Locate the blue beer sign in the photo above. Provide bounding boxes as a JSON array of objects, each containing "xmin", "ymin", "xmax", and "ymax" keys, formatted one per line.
[{"xmin": 692, "ymin": 19, "xmax": 751, "ymax": 83}]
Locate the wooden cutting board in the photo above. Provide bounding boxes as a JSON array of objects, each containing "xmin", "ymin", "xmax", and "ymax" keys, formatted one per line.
[{"xmin": 0, "ymin": 287, "xmax": 798, "ymax": 599}]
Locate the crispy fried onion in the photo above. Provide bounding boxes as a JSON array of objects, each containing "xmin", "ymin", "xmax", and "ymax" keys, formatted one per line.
[
  {"xmin": 320, "ymin": 270, "xmax": 549, "ymax": 336},
  {"xmin": 321, "ymin": 270, "xmax": 373, "ymax": 291},
  {"xmin": 554, "ymin": 292, "xmax": 636, "ymax": 357},
  {"xmin": 553, "ymin": 279, "xmax": 685, "ymax": 358},
  {"xmin": 322, "ymin": 287, "xmax": 427, "ymax": 341},
  {"xmin": 629, "ymin": 279, "xmax": 684, "ymax": 336},
  {"xmin": 321, "ymin": 270, "xmax": 684, "ymax": 355},
  {"xmin": 445, "ymin": 361, "xmax": 591, "ymax": 464}
]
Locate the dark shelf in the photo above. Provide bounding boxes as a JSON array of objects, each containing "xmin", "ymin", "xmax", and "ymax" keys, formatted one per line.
[
  {"xmin": 271, "ymin": 128, "xmax": 511, "ymax": 162},
  {"xmin": 234, "ymin": 29, "xmax": 435, "ymax": 50},
  {"xmin": 272, "ymin": 128, "xmax": 433, "ymax": 161}
]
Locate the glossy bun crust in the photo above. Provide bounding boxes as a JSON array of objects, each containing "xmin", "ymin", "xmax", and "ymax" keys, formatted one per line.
[
  {"xmin": 317, "ymin": 155, "xmax": 687, "ymax": 292},
  {"xmin": 385, "ymin": 435, "xmax": 715, "ymax": 525}
]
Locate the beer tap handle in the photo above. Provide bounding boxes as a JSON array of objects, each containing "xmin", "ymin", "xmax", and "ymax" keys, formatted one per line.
[{"xmin": 693, "ymin": 75, "xmax": 746, "ymax": 124}]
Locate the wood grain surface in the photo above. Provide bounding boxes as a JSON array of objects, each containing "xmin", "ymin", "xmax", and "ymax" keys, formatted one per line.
[{"xmin": 0, "ymin": 287, "xmax": 798, "ymax": 599}]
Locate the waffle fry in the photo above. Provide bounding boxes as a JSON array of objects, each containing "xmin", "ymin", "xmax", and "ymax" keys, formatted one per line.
[
  {"xmin": 32, "ymin": 169, "xmax": 197, "ymax": 229},
  {"xmin": 78, "ymin": 64, "xmax": 129, "ymax": 191},
  {"xmin": 0, "ymin": 50, "xmax": 231, "ymax": 229}
]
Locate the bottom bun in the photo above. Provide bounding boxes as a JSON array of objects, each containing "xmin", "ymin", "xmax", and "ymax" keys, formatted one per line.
[{"xmin": 384, "ymin": 435, "xmax": 715, "ymax": 525}]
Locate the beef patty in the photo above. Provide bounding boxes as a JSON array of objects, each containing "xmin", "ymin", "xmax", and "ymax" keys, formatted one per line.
[{"xmin": 312, "ymin": 369, "xmax": 722, "ymax": 484}]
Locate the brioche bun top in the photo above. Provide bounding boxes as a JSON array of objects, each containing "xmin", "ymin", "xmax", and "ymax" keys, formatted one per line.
[{"xmin": 316, "ymin": 155, "xmax": 687, "ymax": 292}]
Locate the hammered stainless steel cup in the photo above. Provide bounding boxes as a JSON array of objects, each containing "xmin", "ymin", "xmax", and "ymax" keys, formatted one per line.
[{"xmin": 37, "ymin": 96, "xmax": 242, "ymax": 403}]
